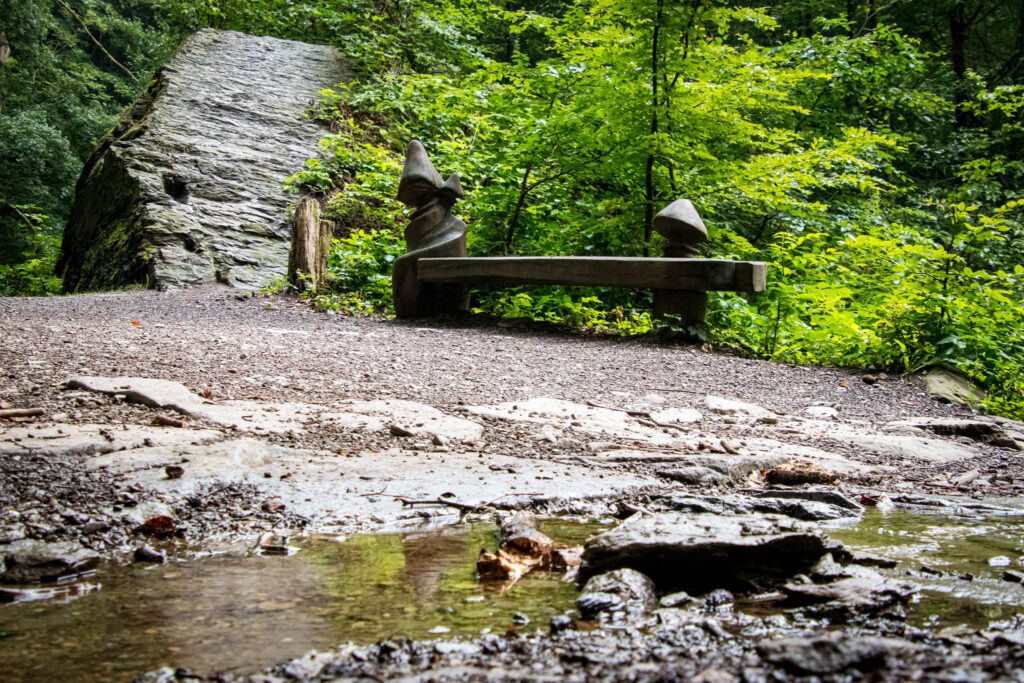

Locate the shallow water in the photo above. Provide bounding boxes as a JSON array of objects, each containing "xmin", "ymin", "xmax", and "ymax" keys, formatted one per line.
[
  {"xmin": 830, "ymin": 508, "xmax": 1024, "ymax": 628},
  {"xmin": 0, "ymin": 519, "xmax": 596, "ymax": 682},
  {"xmin": 3, "ymin": 509, "xmax": 1024, "ymax": 681}
]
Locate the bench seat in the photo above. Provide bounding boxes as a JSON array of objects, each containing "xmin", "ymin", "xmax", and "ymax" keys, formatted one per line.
[{"xmin": 418, "ymin": 257, "xmax": 767, "ymax": 293}]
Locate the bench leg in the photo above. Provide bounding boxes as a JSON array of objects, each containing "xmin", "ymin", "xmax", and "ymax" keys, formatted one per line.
[{"xmin": 652, "ymin": 289, "xmax": 707, "ymax": 328}]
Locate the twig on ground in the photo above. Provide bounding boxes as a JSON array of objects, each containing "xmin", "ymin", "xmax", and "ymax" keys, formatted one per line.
[
  {"xmin": 0, "ymin": 408, "xmax": 45, "ymax": 418},
  {"xmin": 152, "ymin": 414, "xmax": 186, "ymax": 428},
  {"xmin": 585, "ymin": 400, "xmax": 651, "ymax": 418},
  {"xmin": 358, "ymin": 485, "xmax": 389, "ymax": 498}
]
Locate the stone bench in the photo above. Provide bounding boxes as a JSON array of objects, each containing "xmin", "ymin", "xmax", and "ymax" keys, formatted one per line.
[{"xmin": 391, "ymin": 141, "xmax": 766, "ymax": 327}]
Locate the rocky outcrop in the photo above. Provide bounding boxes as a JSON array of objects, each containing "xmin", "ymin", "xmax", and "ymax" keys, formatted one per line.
[{"xmin": 57, "ymin": 30, "xmax": 350, "ymax": 292}]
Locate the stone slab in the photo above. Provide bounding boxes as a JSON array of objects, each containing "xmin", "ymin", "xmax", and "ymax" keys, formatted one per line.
[
  {"xmin": 0, "ymin": 423, "xmax": 222, "ymax": 457},
  {"xmin": 86, "ymin": 439, "xmax": 666, "ymax": 523},
  {"xmin": 465, "ymin": 398, "xmax": 683, "ymax": 446},
  {"xmin": 579, "ymin": 512, "xmax": 828, "ymax": 593}
]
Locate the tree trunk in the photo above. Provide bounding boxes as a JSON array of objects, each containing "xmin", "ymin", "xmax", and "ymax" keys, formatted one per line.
[
  {"xmin": 288, "ymin": 197, "xmax": 332, "ymax": 292},
  {"xmin": 949, "ymin": 0, "xmax": 971, "ymax": 130},
  {"xmin": 644, "ymin": 0, "xmax": 664, "ymax": 258}
]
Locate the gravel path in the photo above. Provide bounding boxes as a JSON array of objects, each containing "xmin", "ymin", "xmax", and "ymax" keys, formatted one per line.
[{"xmin": 2, "ymin": 284, "xmax": 1021, "ymax": 559}]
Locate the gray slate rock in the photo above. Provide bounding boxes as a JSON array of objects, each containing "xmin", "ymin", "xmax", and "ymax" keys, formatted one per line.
[
  {"xmin": 2, "ymin": 540, "xmax": 100, "ymax": 583},
  {"xmin": 782, "ymin": 565, "xmax": 918, "ymax": 616},
  {"xmin": 58, "ymin": 30, "xmax": 351, "ymax": 292},
  {"xmin": 576, "ymin": 568, "xmax": 657, "ymax": 618},
  {"xmin": 579, "ymin": 512, "xmax": 828, "ymax": 593},
  {"xmin": 663, "ymin": 493, "xmax": 860, "ymax": 521},
  {"xmin": 758, "ymin": 633, "xmax": 917, "ymax": 675},
  {"xmin": 659, "ymin": 466, "xmax": 729, "ymax": 486}
]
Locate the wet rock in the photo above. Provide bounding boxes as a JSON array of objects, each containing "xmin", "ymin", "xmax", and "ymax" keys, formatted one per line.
[
  {"xmin": 765, "ymin": 461, "xmax": 837, "ymax": 485},
  {"xmin": 1, "ymin": 540, "xmax": 100, "ymax": 583},
  {"xmin": 133, "ymin": 544, "xmax": 166, "ymax": 564},
  {"xmin": 749, "ymin": 497, "xmax": 854, "ymax": 521},
  {"xmin": 283, "ymin": 650, "xmax": 334, "ymax": 679},
  {"xmin": 663, "ymin": 493, "xmax": 859, "ymax": 522},
  {"xmin": 511, "ymin": 612, "xmax": 530, "ymax": 625},
  {"xmin": 577, "ymin": 568, "xmax": 657, "ymax": 619},
  {"xmin": 659, "ymin": 591, "xmax": 693, "ymax": 608},
  {"xmin": 259, "ymin": 531, "xmax": 289, "ymax": 555},
  {"xmin": 703, "ymin": 589, "xmax": 734, "ymax": 608},
  {"xmin": 758, "ymin": 633, "xmax": 917, "ymax": 675},
  {"xmin": 1003, "ymin": 570, "xmax": 1024, "ymax": 583},
  {"xmin": 579, "ymin": 512, "xmax": 828, "ymax": 593},
  {"xmin": 136, "ymin": 515, "xmax": 177, "ymax": 538},
  {"xmin": 842, "ymin": 550, "xmax": 897, "ymax": 569},
  {"xmin": 549, "ymin": 615, "xmax": 576, "ymax": 634},
  {"xmin": 659, "ymin": 466, "xmax": 729, "ymax": 486},
  {"xmin": 58, "ymin": 30, "xmax": 351, "ymax": 292},
  {"xmin": 752, "ymin": 488, "xmax": 863, "ymax": 512},
  {"xmin": 575, "ymin": 591, "xmax": 624, "ymax": 618},
  {"xmin": 782, "ymin": 565, "xmax": 918, "ymax": 616}
]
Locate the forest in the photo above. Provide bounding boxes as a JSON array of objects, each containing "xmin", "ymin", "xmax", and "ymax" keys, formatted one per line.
[{"xmin": 1, "ymin": 0, "xmax": 1022, "ymax": 418}]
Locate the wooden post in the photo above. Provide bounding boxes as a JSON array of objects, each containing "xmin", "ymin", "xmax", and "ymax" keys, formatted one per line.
[{"xmin": 288, "ymin": 197, "xmax": 332, "ymax": 292}]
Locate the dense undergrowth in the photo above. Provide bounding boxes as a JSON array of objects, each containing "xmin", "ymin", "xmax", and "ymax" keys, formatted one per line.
[{"xmin": 2, "ymin": 0, "xmax": 1023, "ymax": 418}]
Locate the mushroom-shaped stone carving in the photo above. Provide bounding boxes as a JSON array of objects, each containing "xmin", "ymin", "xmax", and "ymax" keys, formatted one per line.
[
  {"xmin": 392, "ymin": 140, "xmax": 469, "ymax": 317},
  {"xmin": 654, "ymin": 199, "xmax": 707, "ymax": 258}
]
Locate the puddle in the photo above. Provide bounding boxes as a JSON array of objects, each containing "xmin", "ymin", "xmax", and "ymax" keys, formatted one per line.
[
  {"xmin": 0, "ymin": 519, "xmax": 600, "ymax": 682},
  {"xmin": 4, "ymin": 509, "xmax": 1023, "ymax": 680},
  {"xmin": 830, "ymin": 508, "xmax": 1024, "ymax": 628}
]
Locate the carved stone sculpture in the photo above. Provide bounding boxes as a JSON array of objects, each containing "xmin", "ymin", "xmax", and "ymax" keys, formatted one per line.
[
  {"xmin": 652, "ymin": 198, "xmax": 710, "ymax": 324},
  {"xmin": 392, "ymin": 140, "xmax": 469, "ymax": 318}
]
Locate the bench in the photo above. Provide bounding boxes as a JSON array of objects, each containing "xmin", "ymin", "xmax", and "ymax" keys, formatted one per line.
[{"xmin": 392, "ymin": 141, "xmax": 766, "ymax": 327}]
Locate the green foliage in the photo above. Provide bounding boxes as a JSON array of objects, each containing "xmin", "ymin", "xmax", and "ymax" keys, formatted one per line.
[
  {"xmin": 4, "ymin": 0, "xmax": 1024, "ymax": 417},
  {"xmin": 0, "ymin": 204, "xmax": 62, "ymax": 296}
]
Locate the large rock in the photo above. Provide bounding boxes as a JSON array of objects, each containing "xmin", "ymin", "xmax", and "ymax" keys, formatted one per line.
[
  {"xmin": 579, "ymin": 512, "xmax": 828, "ymax": 593},
  {"xmin": 758, "ymin": 634, "xmax": 917, "ymax": 675},
  {"xmin": 1, "ymin": 540, "xmax": 100, "ymax": 583},
  {"xmin": 57, "ymin": 30, "xmax": 351, "ymax": 292}
]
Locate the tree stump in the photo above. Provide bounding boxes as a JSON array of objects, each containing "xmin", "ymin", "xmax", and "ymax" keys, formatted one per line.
[{"xmin": 288, "ymin": 197, "xmax": 332, "ymax": 291}]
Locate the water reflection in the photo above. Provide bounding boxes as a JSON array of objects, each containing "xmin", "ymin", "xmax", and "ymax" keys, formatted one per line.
[
  {"xmin": 830, "ymin": 509, "xmax": 1024, "ymax": 628},
  {"xmin": 0, "ymin": 520, "xmax": 592, "ymax": 681}
]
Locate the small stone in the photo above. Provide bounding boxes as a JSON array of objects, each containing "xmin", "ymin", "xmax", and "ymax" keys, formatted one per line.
[
  {"xmin": 164, "ymin": 465, "xmax": 184, "ymax": 480},
  {"xmin": 766, "ymin": 461, "xmax": 837, "ymax": 486},
  {"xmin": 704, "ymin": 588, "xmax": 734, "ymax": 608},
  {"xmin": 1003, "ymin": 571, "xmax": 1024, "ymax": 583},
  {"xmin": 989, "ymin": 556, "xmax": 1012, "ymax": 567},
  {"xmin": 136, "ymin": 516, "xmax": 177, "ymax": 538},
  {"xmin": 549, "ymin": 614, "xmax": 575, "ymax": 634},
  {"xmin": 133, "ymin": 545, "xmax": 166, "ymax": 564},
  {"xmin": 804, "ymin": 406, "xmax": 838, "ymax": 419},
  {"xmin": 261, "ymin": 499, "xmax": 286, "ymax": 513},
  {"xmin": 659, "ymin": 591, "xmax": 693, "ymax": 608},
  {"xmin": 511, "ymin": 612, "xmax": 530, "ymax": 625},
  {"xmin": 389, "ymin": 424, "xmax": 415, "ymax": 437}
]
